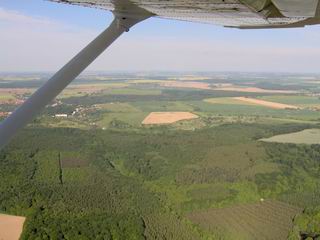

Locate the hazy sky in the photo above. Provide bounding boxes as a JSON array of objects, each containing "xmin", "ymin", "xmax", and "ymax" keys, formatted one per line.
[{"xmin": 1, "ymin": 0, "xmax": 320, "ymax": 73}]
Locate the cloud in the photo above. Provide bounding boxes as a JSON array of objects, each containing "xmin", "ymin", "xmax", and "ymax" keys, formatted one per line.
[
  {"xmin": 0, "ymin": 7, "xmax": 56, "ymax": 26},
  {"xmin": 0, "ymin": 7, "xmax": 320, "ymax": 73}
]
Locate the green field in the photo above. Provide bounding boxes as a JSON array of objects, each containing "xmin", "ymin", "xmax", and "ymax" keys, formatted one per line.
[
  {"xmin": 104, "ymin": 88, "xmax": 162, "ymax": 96},
  {"xmin": 0, "ymin": 93, "xmax": 15, "ymax": 101},
  {"xmin": 97, "ymin": 112, "xmax": 148, "ymax": 128},
  {"xmin": 260, "ymin": 128, "xmax": 320, "ymax": 144},
  {"xmin": 259, "ymin": 95, "xmax": 320, "ymax": 108},
  {"xmin": 204, "ymin": 97, "xmax": 256, "ymax": 106}
]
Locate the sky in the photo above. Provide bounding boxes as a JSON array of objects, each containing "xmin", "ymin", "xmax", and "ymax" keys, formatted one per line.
[{"xmin": 1, "ymin": 0, "xmax": 320, "ymax": 73}]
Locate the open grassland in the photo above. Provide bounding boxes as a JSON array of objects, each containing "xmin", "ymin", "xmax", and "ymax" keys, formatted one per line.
[
  {"xmin": 260, "ymin": 128, "xmax": 320, "ymax": 144},
  {"xmin": 234, "ymin": 97, "xmax": 299, "ymax": 109},
  {"xmin": 187, "ymin": 200, "xmax": 302, "ymax": 240},
  {"xmin": 142, "ymin": 112, "xmax": 199, "ymax": 124},
  {"xmin": 97, "ymin": 112, "xmax": 148, "ymax": 128},
  {"xmin": 0, "ymin": 214, "xmax": 26, "ymax": 240},
  {"xmin": 133, "ymin": 101, "xmax": 194, "ymax": 112},
  {"xmin": 59, "ymin": 83, "xmax": 129, "ymax": 98}
]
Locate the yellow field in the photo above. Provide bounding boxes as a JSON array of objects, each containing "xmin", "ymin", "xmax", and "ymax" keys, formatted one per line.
[
  {"xmin": 0, "ymin": 214, "xmax": 25, "ymax": 240},
  {"xmin": 142, "ymin": 112, "xmax": 198, "ymax": 124},
  {"xmin": 233, "ymin": 97, "xmax": 299, "ymax": 109}
]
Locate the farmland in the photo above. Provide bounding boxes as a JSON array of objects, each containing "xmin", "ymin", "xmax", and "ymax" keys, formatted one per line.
[
  {"xmin": 1, "ymin": 72, "xmax": 320, "ymax": 239},
  {"xmin": 142, "ymin": 112, "xmax": 198, "ymax": 124},
  {"xmin": 233, "ymin": 97, "xmax": 299, "ymax": 109},
  {"xmin": 0, "ymin": 214, "xmax": 25, "ymax": 240},
  {"xmin": 260, "ymin": 128, "xmax": 320, "ymax": 144},
  {"xmin": 161, "ymin": 81, "xmax": 211, "ymax": 90},
  {"xmin": 259, "ymin": 95, "xmax": 320, "ymax": 109},
  {"xmin": 212, "ymin": 86, "xmax": 298, "ymax": 94}
]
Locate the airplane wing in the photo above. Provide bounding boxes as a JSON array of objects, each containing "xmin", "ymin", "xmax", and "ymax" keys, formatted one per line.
[{"xmin": 48, "ymin": 0, "xmax": 320, "ymax": 28}]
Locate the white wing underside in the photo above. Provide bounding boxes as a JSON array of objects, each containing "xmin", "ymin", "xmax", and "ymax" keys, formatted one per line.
[{"xmin": 48, "ymin": 0, "xmax": 320, "ymax": 28}]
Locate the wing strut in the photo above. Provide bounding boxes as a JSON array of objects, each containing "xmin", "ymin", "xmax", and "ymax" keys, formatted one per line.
[{"xmin": 0, "ymin": 11, "xmax": 151, "ymax": 149}]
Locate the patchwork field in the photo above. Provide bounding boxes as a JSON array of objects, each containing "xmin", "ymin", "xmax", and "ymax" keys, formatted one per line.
[
  {"xmin": 187, "ymin": 200, "xmax": 302, "ymax": 240},
  {"xmin": 142, "ymin": 112, "xmax": 199, "ymax": 124},
  {"xmin": 0, "ymin": 214, "xmax": 26, "ymax": 240},
  {"xmin": 234, "ymin": 97, "xmax": 299, "ymax": 109},
  {"xmin": 260, "ymin": 128, "xmax": 320, "ymax": 144},
  {"xmin": 2, "ymin": 72, "xmax": 320, "ymax": 239}
]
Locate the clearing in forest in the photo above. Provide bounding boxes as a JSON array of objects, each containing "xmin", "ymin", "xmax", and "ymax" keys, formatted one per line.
[
  {"xmin": 260, "ymin": 128, "xmax": 320, "ymax": 145},
  {"xmin": 233, "ymin": 97, "xmax": 299, "ymax": 109},
  {"xmin": 187, "ymin": 200, "xmax": 302, "ymax": 240},
  {"xmin": 142, "ymin": 112, "xmax": 198, "ymax": 124},
  {"xmin": 0, "ymin": 214, "xmax": 26, "ymax": 240}
]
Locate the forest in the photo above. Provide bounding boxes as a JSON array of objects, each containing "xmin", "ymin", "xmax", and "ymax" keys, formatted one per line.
[{"xmin": 0, "ymin": 122, "xmax": 319, "ymax": 239}]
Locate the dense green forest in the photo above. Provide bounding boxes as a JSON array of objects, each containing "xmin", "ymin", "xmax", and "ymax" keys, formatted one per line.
[{"xmin": 1, "ymin": 123, "xmax": 320, "ymax": 239}]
